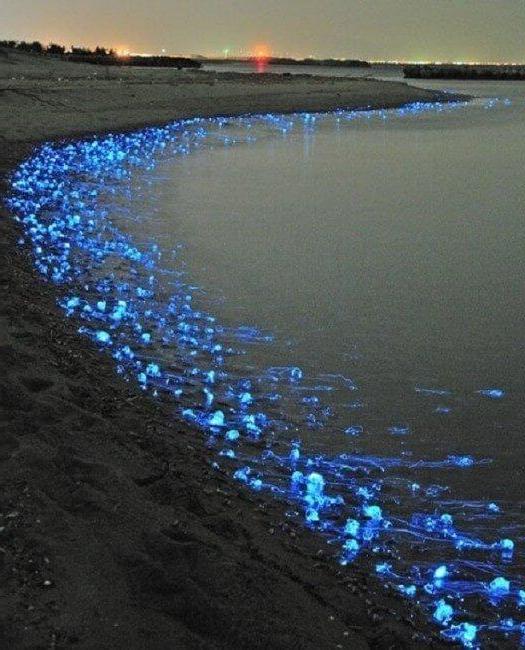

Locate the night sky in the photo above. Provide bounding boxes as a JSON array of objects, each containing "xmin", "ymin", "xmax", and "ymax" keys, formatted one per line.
[{"xmin": 1, "ymin": 0, "xmax": 524, "ymax": 62}]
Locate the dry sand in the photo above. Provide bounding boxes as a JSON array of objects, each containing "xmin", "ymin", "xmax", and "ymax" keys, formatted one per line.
[
  {"xmin": 0, "ymin": 49, "xmax": 454, "ymax": 649},
  {"xmin": 1, "ymin": 48, "xmax": 454, "ymax": 169}
]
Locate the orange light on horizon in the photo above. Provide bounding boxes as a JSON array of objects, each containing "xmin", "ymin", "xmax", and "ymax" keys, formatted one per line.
[
  {"xmin": 114, "ymin": 46, "xmax": 130, "ymax": 57},
  {"xmin": 254, "ymin": 44, "xmax": 270, "ymax": 58},
  {"xmin": 251, "ymin": 43, "xmax": 271, "ymax": 72}
]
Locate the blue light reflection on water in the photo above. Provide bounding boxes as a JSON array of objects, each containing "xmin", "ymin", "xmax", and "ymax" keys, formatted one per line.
[{"xmin": 6, "ymin": 100, "xmax": 525, "ymax": 647}]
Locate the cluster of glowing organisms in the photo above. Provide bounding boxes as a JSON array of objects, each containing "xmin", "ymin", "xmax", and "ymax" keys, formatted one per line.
[{"xmin": 7, "ymin": 99, "xmax": 524, "ymax": 648}]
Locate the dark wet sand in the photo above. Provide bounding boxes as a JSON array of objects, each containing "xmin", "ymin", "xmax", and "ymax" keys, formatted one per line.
[{"xmin": 0, "ymin": 50, "xmax": 456, "ymax": 648}]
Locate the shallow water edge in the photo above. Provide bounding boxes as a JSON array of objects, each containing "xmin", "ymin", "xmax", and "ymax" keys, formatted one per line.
[{"xmin": 0, "ymin": 85, "xmax": 471, "ymax": 649}]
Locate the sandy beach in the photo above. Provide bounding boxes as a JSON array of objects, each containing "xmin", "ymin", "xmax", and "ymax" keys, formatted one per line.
[{"xmin": 0, "ymin": 49, "xmax": 456, "ymax": 649}]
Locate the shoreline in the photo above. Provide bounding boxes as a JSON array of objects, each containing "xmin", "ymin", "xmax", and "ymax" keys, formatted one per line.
[
  {"xmin": 0, "ymin": 47, "xmax": 464, "ymax": 172},
  {"xmin": 0, "ymin": 53, "xmax": 458, "ymax": 649}
]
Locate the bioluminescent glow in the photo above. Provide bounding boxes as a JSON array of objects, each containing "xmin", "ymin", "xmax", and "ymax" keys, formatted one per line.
[{"xmin": 6, "ymin": 99, "xmax": 523, "ymax": 648}]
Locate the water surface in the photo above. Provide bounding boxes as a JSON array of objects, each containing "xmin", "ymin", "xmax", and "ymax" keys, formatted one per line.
[
  {"xmin": 128, "ymin": 83, "xmax": 525, "ymax": 496},
  {"xmin": 9, "ymin": 85, "xmax": 525, "ymax": 647},
  {"xmin": 202, "ymin": 61, "xmax": 399, "ymax": 78}
]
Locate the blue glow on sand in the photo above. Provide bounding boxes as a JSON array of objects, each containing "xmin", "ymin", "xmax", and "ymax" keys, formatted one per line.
[{"xmin": 6, "ymin": 99, "xmax": 523, "ymax": 648}]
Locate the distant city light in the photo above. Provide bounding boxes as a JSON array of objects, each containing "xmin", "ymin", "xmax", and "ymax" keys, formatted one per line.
[
  {"xmin": 114, "ymin": 46, "xmax": 130, "ymax": 57},
  {"xmin": 251, "ymin": 43, "xmax": 271, "ymax": 72}
]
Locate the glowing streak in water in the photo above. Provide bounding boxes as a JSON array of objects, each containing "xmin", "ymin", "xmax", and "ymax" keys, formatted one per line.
[{"xmin": 6, "ymin": 99, "xmax": 523, "ymax": 647}]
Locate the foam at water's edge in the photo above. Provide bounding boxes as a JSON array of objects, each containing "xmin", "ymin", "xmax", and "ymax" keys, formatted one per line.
[{"xmin": 7, "ymin": 100, "xmax": 523, "ymax": 648}]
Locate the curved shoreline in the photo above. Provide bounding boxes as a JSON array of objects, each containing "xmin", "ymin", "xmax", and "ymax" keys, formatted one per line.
[{"xmin": 0, "ymin": 56, "xmax": 460, "ymax": 649}]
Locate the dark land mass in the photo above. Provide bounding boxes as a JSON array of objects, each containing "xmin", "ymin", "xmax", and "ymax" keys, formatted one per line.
[
  {"xmin": 264, "ymin": 57, "xmax": 370, "ymax": 68},
  {"xmin": 404, "ymin": 64, "xmax": 525, "ymax": 80},
  {"xmin": 65, "ymin": 54, "xmax": 202, "ymax": 69},
  {"xmin": 204, "ymin": 57, "xmax": 371, "ymax": 68},
  {"xmin": 0, "ymin": 39, "xmax": 201, "ymax": 69}
]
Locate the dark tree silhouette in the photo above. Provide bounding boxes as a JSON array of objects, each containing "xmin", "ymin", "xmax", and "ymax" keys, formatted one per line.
[
  {"xmin": 71, "ymin": 46, "xmax": 93, "ymax": 56},
  {"xmin": 47, "ymin": 43, "xmax": 66, "ymax": 55},
  {"xmin": 16, "ymin": 40, "xmax": 44, "ymax": 53}
]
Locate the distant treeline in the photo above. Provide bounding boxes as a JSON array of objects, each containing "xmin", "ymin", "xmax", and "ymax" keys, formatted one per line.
[
  {"xmin": 267, "ymin": 57, "xmax": 370, "ymax": 68},
  {"xmin": 202, "ymin": 56, "xmax": 370, "ymax": 68},
  {"xmin": 67, "ymin": 54, "xmax": 201, "ymax": 69},
  {"xmin": 0, "ymin": 39, "xmax": 201, "ymax": 69},
  {"xmin": 0, "ymin": 39, "xmax": 63, "ymax": 54},
  {"xmin": 404, "ymin": 64, "xmax": 525, "ymax": 80}
]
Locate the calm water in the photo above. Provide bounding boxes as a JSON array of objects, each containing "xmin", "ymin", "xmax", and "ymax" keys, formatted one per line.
[
  {"xmin": 126, "ymin": 81, "xmax": 525, "ymax": 499},
  {"xmin": 11, "ymin": 79, "xmax": 525, "ymax": 646},
  {"xmin": 118, "ymin": 84, "xmax": 525, "ymax": 645},
  {"xmin": 203, "ymin": 61, "xmax": 399, "ymax": 79}
]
